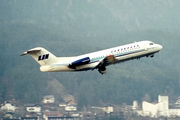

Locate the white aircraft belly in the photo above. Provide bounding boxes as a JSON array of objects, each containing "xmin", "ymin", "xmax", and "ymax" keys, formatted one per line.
[
  {"xmin": 40, "ymin": 65, "xmax": 74, "ymax": 72},
  {"xmin": 76, "ymin": 62, "xmax": 99, "ymax": 70},
  {"xmin": 115, "ymin": 50, "xmax": 148, "ymax": 62}
]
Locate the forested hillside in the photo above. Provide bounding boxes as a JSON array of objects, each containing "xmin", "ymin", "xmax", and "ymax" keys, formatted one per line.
[{"xmin": 0, "ymin": 0, "xmax": 180, "ymax": 109}]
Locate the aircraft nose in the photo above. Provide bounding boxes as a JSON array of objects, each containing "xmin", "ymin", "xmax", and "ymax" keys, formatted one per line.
[
  {"xmin": 157, "ymin": 44, "xmax": 163, "ymax": 51},
  {"xmin": 159, "ymin": 45, "xmax": 163, "ymax": 50}
]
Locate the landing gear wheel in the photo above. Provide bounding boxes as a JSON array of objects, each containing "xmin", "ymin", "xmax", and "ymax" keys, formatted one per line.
[
  {"xmin": 150, "ymin": 55, "xmax": 154, "ymax": 58},
  {"xmin": 98, "ymin": 65, "xmax": 106, "ymax": 74}
]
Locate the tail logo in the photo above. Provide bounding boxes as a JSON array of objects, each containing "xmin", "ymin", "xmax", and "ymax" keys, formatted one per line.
[{"xmin": 38, "ymin": 54, "xmax": 49, "ymax": 61}]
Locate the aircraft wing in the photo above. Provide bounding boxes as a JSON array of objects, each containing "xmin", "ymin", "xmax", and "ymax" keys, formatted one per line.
[
  {"xmin": 95, "ymin": 55, "xmax": 117, "ymax": 69},
  {"xmin": 104, "ymin": 55, "xmax": 117, "ymax": 65}
]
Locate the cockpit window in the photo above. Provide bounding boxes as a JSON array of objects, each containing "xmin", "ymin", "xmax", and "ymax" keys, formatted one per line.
[{"xmin": 149, "ymin": 43, "xmax": 154, "ymax": 45}]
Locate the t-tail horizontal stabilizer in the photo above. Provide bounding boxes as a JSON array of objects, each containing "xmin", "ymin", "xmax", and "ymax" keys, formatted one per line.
[
  {"xmin": 20, "ymin": 47, "xmax": 58, "ymax": 66},
  {"xmin": 20, "ymin": 48, "xmax": 41, "ymax": 56}
]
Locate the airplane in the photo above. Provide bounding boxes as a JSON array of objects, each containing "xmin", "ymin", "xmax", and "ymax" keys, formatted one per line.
[{"xmin": 20, "ymin": 40, "xmax": 162, "ymax": 74}]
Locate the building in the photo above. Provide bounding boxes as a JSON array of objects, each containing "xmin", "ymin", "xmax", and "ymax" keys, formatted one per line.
[
  {"xmin": 1, "ymin": 102, "xmax": 16, "ymax": 113},
  {"xmin": 59, "ymin": 102, "xmax": 67, "ymax": 107},
  {"xmin": 175, "ymin": 96, "xmax": 180, "ymax": 107},
  {"xmin": 103, "ymin": 104, "xmax": 113, "ymax": 113},
  {"xmin": 21, "ymin": 117, "xmax": 38, "ymax": 120},
  {"xmin": 43, "ymin": 95, "xmax": 55, "ymax": 104},
  {"xmin": 25, "ymin": 104, "xmax": 41, "ymax": 113},
  {"xmin": 134, "ymin": 95, "xmax": 180, "ymax": 118},
  {"xmin": 132, "ymin": 100, "xmax": 138, "ymax": 110},
  {"xmin": 46, "ymin": 117, "xmax": 79, "ymax": 120},
  {"xmin": 65, "ymin": 101, "xmax": 77, "ymax": 112},
  {"xmin": 43, "ymin": 111, "xmax": 63, "ymax": 120},
  {"xmin": 65, "ymin": 105, "xmax": 77, "ymax": 111},
  {"xmin": 91, "ymin": 104, "xmax": 113, "ymax": 114},
  {"xmin": 2, "ymin": 118, "xmax": 21, "ymax": 120}
]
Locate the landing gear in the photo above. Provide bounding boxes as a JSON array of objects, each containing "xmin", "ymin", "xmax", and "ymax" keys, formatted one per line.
[
  {"xmin": 137, "ymin": 57, "xmax": 140, "ymax": 60},
  {"xmin": 146, "ymin": 54, "xmax": 154, "ymax": 58},
  {"xmin": 98, "ymin": 65, "xmax": 106, "ymax": 74},
  {"xmin": 150, "ymin": 55, "xmax": 154, "ymax": 58}
]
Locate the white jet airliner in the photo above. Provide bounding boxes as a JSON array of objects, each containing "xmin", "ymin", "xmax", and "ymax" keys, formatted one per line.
[{"xmin": 21, "ymin": 41, "xmax": 162, "ymax": 74}]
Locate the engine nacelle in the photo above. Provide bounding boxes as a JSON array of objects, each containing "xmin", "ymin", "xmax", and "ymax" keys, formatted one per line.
[{"xmin": 69, "ymin": 57, "xmax": 90, "ymax": 68}]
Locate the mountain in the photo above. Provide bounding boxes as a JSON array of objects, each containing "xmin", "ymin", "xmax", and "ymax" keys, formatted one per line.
[{"xmin": 0, "ymin": 0, "xmax": 180, "ymax": 108}]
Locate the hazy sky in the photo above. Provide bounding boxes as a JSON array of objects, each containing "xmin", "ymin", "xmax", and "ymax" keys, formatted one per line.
[{"xmin": 0, "ymin": 0, "xmax": 180, "ymax": 104}]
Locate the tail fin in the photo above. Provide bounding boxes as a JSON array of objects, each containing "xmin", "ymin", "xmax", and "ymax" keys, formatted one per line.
[{"xmin": 20, "ymin": 47, "xmax": 58, "ymax": 66}]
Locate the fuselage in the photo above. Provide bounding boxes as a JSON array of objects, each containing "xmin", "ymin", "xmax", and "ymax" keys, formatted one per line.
[{"xmin": 40, "ymin": 41, "xmax": 162, "ymax": 73}]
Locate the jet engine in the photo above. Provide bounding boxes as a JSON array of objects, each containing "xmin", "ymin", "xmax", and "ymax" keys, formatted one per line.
[{"xmin": 69, "ymin": 57, "xmax": 90, "ymax": 69}]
